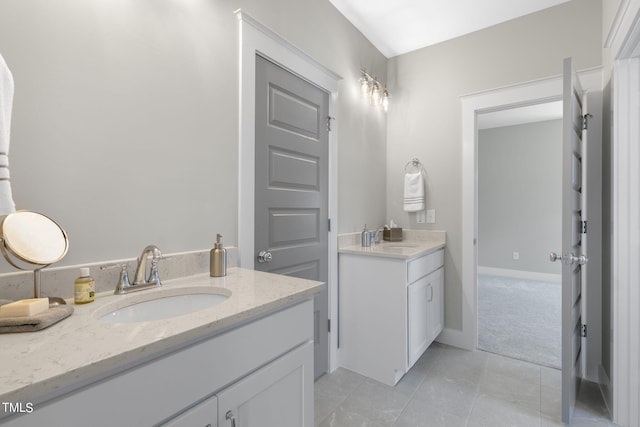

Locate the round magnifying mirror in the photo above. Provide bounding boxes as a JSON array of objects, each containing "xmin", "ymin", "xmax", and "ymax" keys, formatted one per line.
[{"xmin": 0, "ymin": 210, "xmax": 68, "ymax": 269}]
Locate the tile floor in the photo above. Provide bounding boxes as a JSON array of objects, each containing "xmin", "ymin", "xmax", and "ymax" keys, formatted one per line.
[{"xmin": 315, "ymin": 343, "xmax": 616, "ymax": 427}]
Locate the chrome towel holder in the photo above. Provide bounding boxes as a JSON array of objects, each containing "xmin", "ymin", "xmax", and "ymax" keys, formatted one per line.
[{"xmin": 404, "ymin": 158, "xmax": 423, "ymax": 173}]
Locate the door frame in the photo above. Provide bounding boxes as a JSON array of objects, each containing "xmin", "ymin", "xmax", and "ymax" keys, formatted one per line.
[
  {"xmin": 236, "ymin": 10, "xmax": 341, "ymax": 372},
  {"xmin": 458, "ymin": 68, "xmax": 602, "ymax": 354},
  {"xmin": 609, "ymin": 5, "xmax": 640, "ymax": 424},
  {"xmin": 458, "ymin": 75, "xmax": 564, "ymax": 351}
]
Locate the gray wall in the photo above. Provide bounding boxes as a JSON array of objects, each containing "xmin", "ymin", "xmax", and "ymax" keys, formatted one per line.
[
  {"xmin": 0, "ymin": 0, "xmax": 387, "ymax": 273},
  {"xmin": 478, "ymin": 120, "xmax": 563, "ymax": 275},
  {"xmin": 386, "ymin": 0, "xmax": 602, "ymax": 330}
]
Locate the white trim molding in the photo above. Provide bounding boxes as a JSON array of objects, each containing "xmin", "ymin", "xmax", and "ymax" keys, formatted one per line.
[
  {"xmin": 612, "ymin": 53, "xmax": 640, "ymax": 427},
  {"xmin": 604, "ymin": 0, "xmax": 631, "ymax": 49},
  {"xmin": 235, "ymin": 10, "xmax": 342, "ymax": 372},
  {"xmin": 608, "ymin": 4, "xmax": 640, "ymax": 425}
]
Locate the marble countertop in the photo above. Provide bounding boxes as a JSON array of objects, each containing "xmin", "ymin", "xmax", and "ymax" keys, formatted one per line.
[
  {"xmin": 339, "ymin": 235, "xmax": 445, "ymax": 260},
  {"xmin": 0, "ymin": 268, "xmax": 323, "ymax": 407}
]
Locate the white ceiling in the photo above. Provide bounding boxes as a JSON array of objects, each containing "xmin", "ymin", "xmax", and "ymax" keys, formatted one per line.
[
  {"xmin": 329, "ymin": 0, "xmax": 572, "ymax": 58},
  {"xmin": 477, "ymin": 101, "xmax": 563, "ymax": 130}
]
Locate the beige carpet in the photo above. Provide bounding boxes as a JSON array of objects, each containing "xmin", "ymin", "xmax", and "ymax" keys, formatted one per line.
[{"xmin": 478, "ymin": 274, "xmax": 561, "ymax": 369}]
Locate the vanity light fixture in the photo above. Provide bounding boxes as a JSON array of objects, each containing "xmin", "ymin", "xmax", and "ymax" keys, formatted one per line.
[{"xmin": 360, "ymin": 69, "xmax": 390, "ymax": 112}]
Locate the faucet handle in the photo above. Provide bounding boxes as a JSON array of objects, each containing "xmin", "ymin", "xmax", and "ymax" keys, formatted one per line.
[
  {"xmin": 147, "ymin": 257, "xmax": 162, "ymax": 287},
  {"xmin": 100, "ymin": 263, "xmax": 132, "ymax": 295},
  {"xmin": 117, "ymin": 264, "xmax": 131, "ymax": 293}
]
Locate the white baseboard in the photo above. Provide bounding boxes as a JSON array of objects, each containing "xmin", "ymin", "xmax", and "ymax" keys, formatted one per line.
[
  {"xmin": 478, "ymin": 266, "xmax": 561, "ymax": 283},
  {"xmin": 598, "ymin": 364, "xmax": 613, "ymax": 420},
  {"xmin": 436, "ymin": 328, "xmax": 474, "ymax": 351}
]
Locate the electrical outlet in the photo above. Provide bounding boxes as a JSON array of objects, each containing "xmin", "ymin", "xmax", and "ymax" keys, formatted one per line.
[
  {"xmin": 426, "ymin": 209, "xmax": 436, "ymax": 224},
  {"xmin": 513, "ymin": 251, "xmax": 519, "ymax": 260},
  {"xmin": 416, "ymin": 210, "xmax": 426, "ymax": 224}
]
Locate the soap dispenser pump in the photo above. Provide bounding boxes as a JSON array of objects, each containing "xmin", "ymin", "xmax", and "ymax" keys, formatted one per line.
[{"xmin": 210, "ymin": 234, "xmax": 227, "ymax": 277}]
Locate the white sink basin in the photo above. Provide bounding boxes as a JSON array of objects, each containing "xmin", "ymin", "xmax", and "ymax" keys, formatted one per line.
[{"xmin": 98, "ymin": 289, "xmax": 230, "ymax": 324}]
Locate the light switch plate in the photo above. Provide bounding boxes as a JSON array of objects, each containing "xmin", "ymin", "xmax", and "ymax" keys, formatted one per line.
[
  {"xmin": 416, "ymin": 210, "xmax": 426, "ymax": 224},
  {"xmin": 426, "ymin": 209, "xmax": 436, "ymax": 224}
]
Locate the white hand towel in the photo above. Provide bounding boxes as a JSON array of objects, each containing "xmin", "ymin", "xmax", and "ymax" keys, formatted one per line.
[
  {"xmin": 403, "ymin": 172, "xmax": 425, "ymax": 212},
  {"xmin": 0, "ymin": 52, "xmax": 16, "ymax": 216}
]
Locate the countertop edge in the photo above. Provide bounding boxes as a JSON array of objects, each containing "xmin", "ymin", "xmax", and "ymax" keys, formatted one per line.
[{"xmin": 338, "ymin": 241, "xmax": 445, "ymax": 259}]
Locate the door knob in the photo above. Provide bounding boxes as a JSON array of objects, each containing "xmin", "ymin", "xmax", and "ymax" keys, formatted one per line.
[
  {"xmin": 549, "ymin": 252, "xmax": 588, "ymax": 265},
  {"xmin": 257, "ymin": 250, "xmax": 273, "ymax": 263},
  {"xmin": 570, "ymin": 254, "xmax": 588, "ymax": 265}
]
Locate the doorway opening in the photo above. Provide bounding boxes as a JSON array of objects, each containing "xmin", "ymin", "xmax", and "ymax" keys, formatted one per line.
[{"xmin": 476, "ymin": 102, "xmax": 563, "ymax": 369}]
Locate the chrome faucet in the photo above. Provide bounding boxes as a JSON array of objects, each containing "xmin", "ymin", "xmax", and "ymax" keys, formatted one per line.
[
  {"xmin": 133, "ymin": 245, "xmax": 163, "ymax": 287},
  {"xmin": 107, "ymin": 245, "xmax": 164, "ymax": 295},
  {"xmin": 373, "ymin": 225, "xmax": 386, "ymax": 244}
]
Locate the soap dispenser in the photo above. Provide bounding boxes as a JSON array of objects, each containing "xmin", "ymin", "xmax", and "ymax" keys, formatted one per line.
[
  {"xmin": 361, "ymin": 224, "xmax": 372, "ymax": 247},
  {"xmin": 210, "ymin": 234, "xmax": 227, "ymax": 277},
  {"xmin": 74, "ymin": 267, "xmax": 95, "ymax": 304}
]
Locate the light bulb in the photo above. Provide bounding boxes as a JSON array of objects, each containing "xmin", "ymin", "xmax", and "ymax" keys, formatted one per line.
[
  {"xmin": 360, "ymin": 75, "xmax": 370, "ymax": 96},
  {"xmin": 382, "ymin": 90, "xmax": 389, "ymax": 112},
  {"xmin": 371, "ymin": 82, "xmax": 381, "ymax": 105}
]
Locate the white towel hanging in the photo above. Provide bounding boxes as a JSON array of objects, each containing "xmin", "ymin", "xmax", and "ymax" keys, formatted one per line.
[
  {"xmin": 0, "ymin": 52, "xmax": 16, "ymax": 216},
  {"xmin": 403, "ymin": 171, "xmax": 425, "ymax": 212}
]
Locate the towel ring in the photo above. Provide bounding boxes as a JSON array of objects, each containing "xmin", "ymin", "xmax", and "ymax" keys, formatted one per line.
[{"xmin": 404, "ymin": 158, "xmax": 423, "ymax": 173}]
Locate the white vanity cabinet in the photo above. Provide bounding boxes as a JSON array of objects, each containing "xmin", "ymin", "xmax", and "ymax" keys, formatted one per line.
[
  {"xmin": 216, "ymin": 341, "xmax": 312, "ymax": 427},
  {"xmin": 4, "ymin": 300, "xmax": 314, "ymax": 427},
  {"xmin": 408, "ymin": 266, "xmax": 444, "ymax": 366},
  {"xmin": 166, "ymin": 341, "xmax": 312, "ymax": 427},
  {"xmin": 339, "ymin": 248, "xmax": 444, "ymax": 386}
]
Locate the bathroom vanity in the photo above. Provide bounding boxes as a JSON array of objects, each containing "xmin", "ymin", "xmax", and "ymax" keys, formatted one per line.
[
  {"xmin": 0, "ymin": 268, "xmax": 323, "ymax": 426},
  {"xmin": 338, "ymin": 232, "xmax": 445, "ymax": 386}
]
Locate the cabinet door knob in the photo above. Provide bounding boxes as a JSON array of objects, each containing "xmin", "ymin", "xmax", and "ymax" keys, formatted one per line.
[{"xmin": 225, "ymin": 410, "xmax": 237, "ymax": 427}]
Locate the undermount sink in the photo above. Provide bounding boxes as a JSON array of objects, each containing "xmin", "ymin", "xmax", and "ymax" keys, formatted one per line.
[{"xmin": 97, "ymin": 288, "xmax": 231, "ymax": 324}]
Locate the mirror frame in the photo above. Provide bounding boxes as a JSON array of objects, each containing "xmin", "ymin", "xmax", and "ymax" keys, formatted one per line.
[{"xmin": 0, "ymin": 210, "xmax": 69, "ymax": 270}]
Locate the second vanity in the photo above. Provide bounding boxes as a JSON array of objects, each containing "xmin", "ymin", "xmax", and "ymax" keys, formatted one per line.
[
  {"xmin": 338, "ymin": 231, "xmax": 446, "ymax": 386},
  {"xmin": 0, "ymin": 268, "xmax": 323, "ymax": 427}
]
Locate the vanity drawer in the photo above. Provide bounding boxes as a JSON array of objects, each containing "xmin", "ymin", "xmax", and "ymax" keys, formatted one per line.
[{"xmin": 407, "ymin": 249, "xmax": 444, "ymax": 283}]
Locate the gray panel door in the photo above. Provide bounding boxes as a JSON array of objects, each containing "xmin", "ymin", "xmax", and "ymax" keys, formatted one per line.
[
  {"xmin": 254, "ymin": 55, "xmax": 329, "ymax": 379},
  {"xmin": 556, "ymin": 57, "xmax": 588, "ymax": 424}
]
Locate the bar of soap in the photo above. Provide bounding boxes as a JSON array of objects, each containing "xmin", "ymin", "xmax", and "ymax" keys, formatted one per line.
[{"xmin": 0, "ymin": 298, "xmax": 49, "ymax": 318}]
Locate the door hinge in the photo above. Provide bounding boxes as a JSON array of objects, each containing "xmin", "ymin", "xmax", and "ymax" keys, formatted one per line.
[
  {"xmin": 582, "ymin": 324, "xmax": 588, "ymax": 338},
  {"xmin": 582, "ymin": 220, "xmax": 587, "ymax": 234},
  {"xmin": 328, "ymin": 319, "xmax": 331, "ymax": 333},
  {"xmin": 326, "ymin": 116, "xmax": 335, "ymax": 132},
  {"xmin": 582, "ymin": 113, "xmax": 593, "ymax": 130}
]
